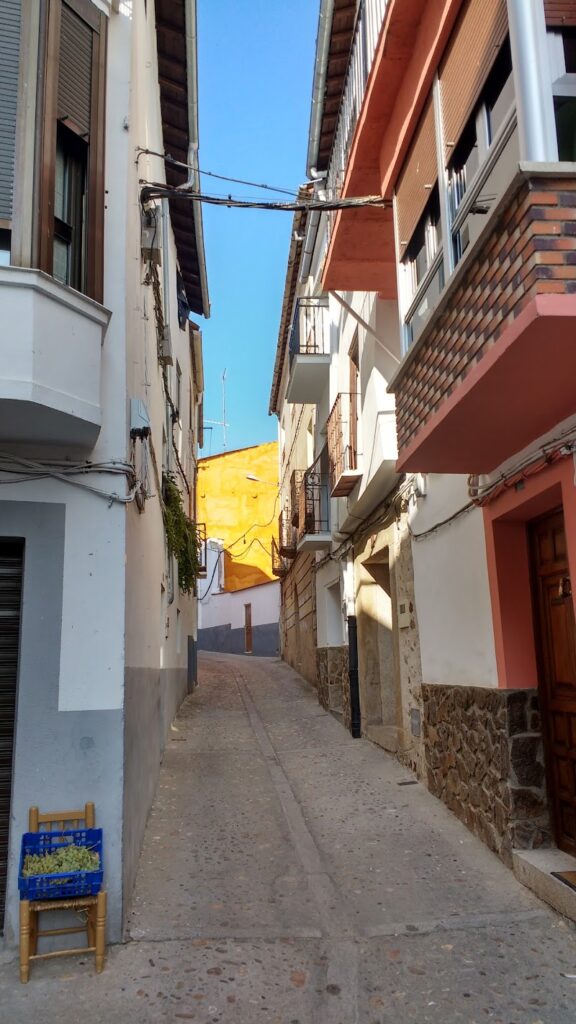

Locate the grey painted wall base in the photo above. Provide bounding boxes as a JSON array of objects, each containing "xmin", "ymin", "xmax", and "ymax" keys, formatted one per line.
[
  {"xmin": 0, "ymin": 502, "xmax": 124, "ymax": 948},
  {"xmin": 198, "ymin": 622, "xmax": 279, "ymax": 657},
  {"xmin": 123, "ymin": 666, "xmax": 188, "ymax": 924}
]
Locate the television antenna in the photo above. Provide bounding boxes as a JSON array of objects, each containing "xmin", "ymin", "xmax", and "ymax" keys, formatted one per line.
[{"xmin": 204, "ymin": 368, "xmax": 229, "ymax": 450}]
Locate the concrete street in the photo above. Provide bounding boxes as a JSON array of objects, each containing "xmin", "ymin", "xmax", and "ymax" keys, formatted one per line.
[{"xmin": 1, "ymin": 652, "xmax": 576, "ymax": 1022}]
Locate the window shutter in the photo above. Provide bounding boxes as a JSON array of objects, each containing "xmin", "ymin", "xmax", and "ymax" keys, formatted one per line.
[
  {"xmin": 439, "ymin": 0, "xmax": 508, "ymax": 164},
  {"xmin": 58, "ymin": 3, "xmax": 93, "ymax": 137},
  {"xmin": 544, "ymin": 1, "xmax": 576, "ymax": 26},
  {"xmin": 395, "ymin": 98, "xmax": 437, "ymax": 259},
  {"xmin": 39, "ymin": 0, "xmax": 106, "ymax": 302},
  {"xmin": 0, "ymin": 0, "xmax": 21, "ymax": 221}
]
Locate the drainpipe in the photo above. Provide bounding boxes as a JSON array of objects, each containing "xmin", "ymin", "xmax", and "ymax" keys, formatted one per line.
[
  {"xmin": 306, "ymin": 0, "xmax": 335, "ymax": 179},
  {"xmin": 343, "ymin": 554, "xmax": 361, "ymax": 738},
  {"xmin": 507, "ymin": 0, "xmax": 558, "ymax": 162}
]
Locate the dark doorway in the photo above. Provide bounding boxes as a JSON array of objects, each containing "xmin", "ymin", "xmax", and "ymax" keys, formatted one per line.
[
  {"xmin": 530, "ymin": 508, "xmax": 576, "ymax": 855},
  {"xmin": 244, "ymin": 603, "xmax": 252, "ymax": 655},
  {"xmin": 0, "ymin": 540, "xmax": 23, "ymax": 931}
]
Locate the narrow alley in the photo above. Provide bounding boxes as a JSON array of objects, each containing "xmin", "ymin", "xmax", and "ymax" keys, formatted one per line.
[{"xmin": 1, "ymin": 653, "xmax": 575, "ymax": 1022}]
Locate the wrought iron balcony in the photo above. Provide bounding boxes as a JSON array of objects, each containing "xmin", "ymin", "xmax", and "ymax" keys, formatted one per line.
[
  {"xmin": 271, "ymin": 536, "xmax": 289, "ymax": 578},
  {"xmin": 297, "ymin": 457, "xmax": 331, "ymax": 551},
  {"xmin": 327, "ymin": 393, "xmax": 362, "ymax": 497},
  {"xmin": 278, "ymin": 508, "xmax": 297, "ymax": 559},
  {"xmin": 290, "ymin": 469, "xmax": 304, "ymax": 526},
  {"xmin": 286, "ymin": 297, "xmax": 330, "ymax": 405},
  {"xmin": 195, "ymin": 521, "xmax": 207, "ymax": 578}
]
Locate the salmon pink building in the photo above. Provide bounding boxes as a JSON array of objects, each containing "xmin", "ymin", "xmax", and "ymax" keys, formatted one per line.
[{"xmin": 274, "ymin": 0, "xmax": 576, "ymax": 916}]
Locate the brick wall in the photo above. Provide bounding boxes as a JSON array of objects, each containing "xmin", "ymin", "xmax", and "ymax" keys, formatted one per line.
[{"xmin": 395, "ymin": 176, "xmax": 576, "ymax": 452}]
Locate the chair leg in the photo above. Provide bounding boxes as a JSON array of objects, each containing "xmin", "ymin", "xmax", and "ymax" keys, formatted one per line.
[
  {"xmin": 29, "ymin": 908, "xmax": 39, "ymax": 956},
  {"xmin": 87, "ymin": 903, "xmax": 95, "ymax": 949},
  {"xmin": 95, "ymin": 891, "xmax": 106, "ymax": 973},
  {"xmin": 19, "ymin": 901, "xmax": 30, "ymax": 984}
]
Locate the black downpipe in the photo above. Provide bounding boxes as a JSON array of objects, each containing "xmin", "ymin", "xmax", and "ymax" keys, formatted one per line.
[{"xmin": 347, "ymin": 615, "xmax": 361, "ymax": 738}]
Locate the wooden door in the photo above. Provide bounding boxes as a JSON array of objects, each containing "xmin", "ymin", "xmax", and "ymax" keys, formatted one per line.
[
  {"xmin": 530, "ymin": 508, "xmax": 576, "ymax": 855},
  {"xmin": 244, "ymin": 604, "xmax": 252, "ymax": 655}
]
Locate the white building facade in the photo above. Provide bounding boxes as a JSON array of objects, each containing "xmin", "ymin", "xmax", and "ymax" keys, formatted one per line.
[{"xmin": 0, "ymin": 0, "xmax": 208, "ymax": 945}]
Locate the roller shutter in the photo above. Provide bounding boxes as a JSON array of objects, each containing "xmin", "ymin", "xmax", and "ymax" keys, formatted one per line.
[
  {"xmin": 440, "ymin": 0, "xmax": 508, "ymax": 163},
  {"xmin": 58, "ymin": 3, "xmax": 93, "ymax": 137},
  {"xmin": 545, "ymin": 1, "xmax": 576, "ymax": 25},
  {"xmin": 395, "ymin": 98, "xmax": 437, "ymax": 258},
  {"xmin": 0, "ymin": 0, "xmax": 21, "ymax": 221},
  {"xmin": 0, "ymin": 541, "xmax": 23, "ymax": 933}
]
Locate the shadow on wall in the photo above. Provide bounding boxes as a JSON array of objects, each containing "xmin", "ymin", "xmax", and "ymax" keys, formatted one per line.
[{"xmin": 223, "ymin": 551, "xmax": 271, "ymax": 591}]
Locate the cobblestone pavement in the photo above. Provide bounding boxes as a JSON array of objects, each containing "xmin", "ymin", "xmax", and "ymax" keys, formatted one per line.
[{"xmin": 1, "ymin": 652, "xmax": 576, "ymax": 1022}]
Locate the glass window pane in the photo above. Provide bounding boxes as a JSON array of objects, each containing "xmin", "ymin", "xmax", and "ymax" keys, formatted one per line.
[
  {"xmin": 53, "ymin": 237, "xmax": 69, "ymax": 284},
  {"xmin": 555, "ymin": 96, "xmax": 576, "ymax": 161}
]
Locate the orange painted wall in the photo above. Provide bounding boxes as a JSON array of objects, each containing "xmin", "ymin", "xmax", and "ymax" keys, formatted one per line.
[{"xmin": 197, "ymin": 443, "xmax": 279, "ymax": 592}]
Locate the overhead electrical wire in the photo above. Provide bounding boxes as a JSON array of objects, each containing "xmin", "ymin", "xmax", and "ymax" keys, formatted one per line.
[
  {"xmin": 140, "ymin": 181, "xmax": 390, "ymax": 213},
  {"xmin": 136, "ymin": 147, "xmax": 300, "ymax": 197}
]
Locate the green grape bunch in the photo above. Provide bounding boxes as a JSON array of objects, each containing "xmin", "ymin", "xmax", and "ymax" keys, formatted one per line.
[{"xmin": 23, "ymin": 844, "xmax": 100, "ymax": 878}]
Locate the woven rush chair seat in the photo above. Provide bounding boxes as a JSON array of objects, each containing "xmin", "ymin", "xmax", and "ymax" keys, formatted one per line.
[{"xmin": 19, "ymin": 802, "xmax": 106, "ymax": 983}]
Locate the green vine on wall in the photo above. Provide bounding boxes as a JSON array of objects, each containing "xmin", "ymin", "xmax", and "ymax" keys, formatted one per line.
[{"xmin": 162, "ymin": 475, "xmax": 200, "ymax": 594}]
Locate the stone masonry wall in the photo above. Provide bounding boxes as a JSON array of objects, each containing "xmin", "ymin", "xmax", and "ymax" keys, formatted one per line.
[
  {"xmin": 317, "ymin": 646, "xmax": 349, "ymax": 721},
  {"xmin": 422, "ymin": 684, "xmax": 552, "ymax": 867}
]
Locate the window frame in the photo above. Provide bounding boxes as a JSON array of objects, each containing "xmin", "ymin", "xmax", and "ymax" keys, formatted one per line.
[
  {"xmin": 38, "ymin": 0, "xmax": 106, "ymax": 303},
  {"xmin": 398, "ymin": 35, "xmax": 516, "ymax": 352}
]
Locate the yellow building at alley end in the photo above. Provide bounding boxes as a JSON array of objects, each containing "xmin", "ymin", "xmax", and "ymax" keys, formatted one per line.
[{"xmin": 196, "ymin": 443, "xmax": 280, "ymax": 657}]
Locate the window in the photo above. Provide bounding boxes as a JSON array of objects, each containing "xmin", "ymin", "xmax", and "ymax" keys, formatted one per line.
[
  {"xmin": 448, "ymin": 38, "xmax": 514, "ymax": 266},
  {"xmin": 39, "ymin": 0, "xmax": 106, "ymax": 302},
  {"xmin": 550, "ymin": 28, "xmax": 576, "ymax": 161},
  {"xmin": 403, "ymin": 187, "xmax": 445, "ymax": 344},
  {"xmin": 53, "ymin": 124, "xmax": 88, "ymax": 290},
  {"xmin": 404, "ymin": 187, "xmax": 442, "ymax": 294},
  {"xmin": 176, "ymin": 361, "xmax": 182, "ymax": 420}
]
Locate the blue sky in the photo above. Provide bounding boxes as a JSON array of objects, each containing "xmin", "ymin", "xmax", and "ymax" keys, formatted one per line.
[{"xmin": 197, "ymin": 0, "xmax": 318, "ymax": 456}]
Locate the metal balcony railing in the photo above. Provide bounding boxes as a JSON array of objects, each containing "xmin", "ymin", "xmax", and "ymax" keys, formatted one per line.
[
  {"xmin": 288, "ymin": 297, "xmax": 329, "ymax": 364},
  {"xmin": 326, "ymin": 0, "xmax": 388, "ymax": 210},
  {"xmin": 327, "ymin": 393, "xmax": 360, "ymax": 496},
  {"xmin": 195, "ymin": 521, "xmax": 207, "ymax": 577},
  {"xmin": 297, "ymin": 458, "xmax": 330, "ymax": 542},
  {"xmin": 278, "ymin": 508, "xmax": 297, "ymax": 558},
  {"xmin": 271, "ymin": 536, "xmax": 289, "ymax": 578},
  {"xmin": 290, "ymin": 469, "xmax": 304, "ymax": 526}
]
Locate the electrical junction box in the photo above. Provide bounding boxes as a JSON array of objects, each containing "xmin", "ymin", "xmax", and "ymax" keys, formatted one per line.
[
  {"xmin": 130, "ymin": 398, "xmax": 151, "ymax": 439},
  {"xmin": 397, "ymin": 601, "xmax": 411, "ymax": 629},
  {"xmin": 141, "ymin": 207, "xmax": 161, "ymax": 265},
  {"xmin": 159, "ymin": 325, "xmax": 173, "ymax": 366}
]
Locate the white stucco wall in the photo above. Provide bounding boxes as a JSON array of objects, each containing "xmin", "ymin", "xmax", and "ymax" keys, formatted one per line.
[
  {"xmin": 199, "ymin": 580, "xmax": 280, "ymax": 631},
  {"xmin": 409, "ymin": 475, "xmax": 498, "ymax": 688}
]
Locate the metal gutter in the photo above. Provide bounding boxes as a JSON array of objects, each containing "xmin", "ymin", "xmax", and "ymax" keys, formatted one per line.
[
  {"xmin": 185, "ymin": 0, "xmax": 211, "ymax": 319},
  {"xmin": 306, "ymin": 0, "xmax": 335, "ymax": 178}
]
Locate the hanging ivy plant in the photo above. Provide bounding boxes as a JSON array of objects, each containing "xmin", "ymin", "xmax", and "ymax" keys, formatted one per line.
[{"xmin": 162, "ymin": 475, "xmax": 200, "ymax": 594}]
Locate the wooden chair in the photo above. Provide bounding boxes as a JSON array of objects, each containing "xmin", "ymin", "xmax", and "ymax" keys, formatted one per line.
[{"xmin": 19, "ymin": 802, "xmax": 106, "ymax": 983}]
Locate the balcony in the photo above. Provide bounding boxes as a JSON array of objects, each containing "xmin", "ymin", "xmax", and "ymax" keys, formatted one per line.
[
  {"xmin": 286, "ymin": 298, "xmax": 330, "ymax": 405},
  {"xmin": 327, "ymin": 392, "xmax": 362, "ymax": 497},
  {"xmin": 271, "ymin": 537, "xmax": 289, "ymax": 579},
  {"xmin": 278, "ymin": 509, "xmax": 297, "ymax": 559},
  {"xmin": 297, "ymin": 458, "xmax": 331, "ymax": 552},
  {"xmin": 196, "ymin": 522, "xmax": 207, "ymax": 578},
  {"xmin": 0, "ymin": 267, "xmax": 110, "ymax": 452},
  {"xmin": 390, "ymin": 172, "xmax": 576, "ymax": 474},
  {"xmin": 290, "ymin": 469, "xmax": 304, "ymax": 526}
]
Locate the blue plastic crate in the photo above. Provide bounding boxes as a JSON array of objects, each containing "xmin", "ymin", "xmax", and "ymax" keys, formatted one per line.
[{"xmin": 18, "ymin": 828, "xmax": 103, "ymax": 900}]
